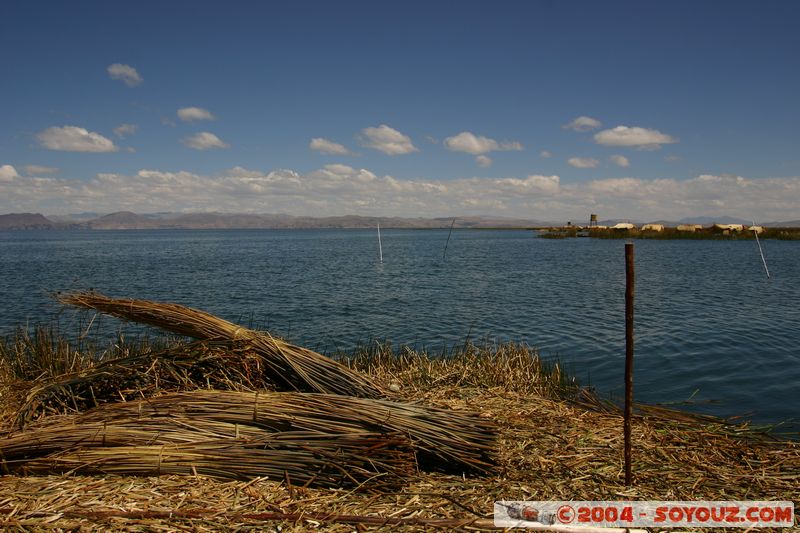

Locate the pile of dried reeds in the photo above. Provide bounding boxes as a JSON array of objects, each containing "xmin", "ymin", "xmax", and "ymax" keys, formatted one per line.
[
  {"xmin": 3, "ymin": 390, "xmax": 496, "ymax": 480},
  {"xmin": 2, "ymin": 326, "xmax": 798, "ymax": 530},
  {"xmin": 56, "ymin": 292, "xmax": 383, "ymax": 399},
  {"xmin": 1, "ymin": 421, "xmax": 413, "ymax": 490},
  {"xmin": 14, "ymin": 340, "xmax": 268, "ymax": 425},
  {"xmin": 0, "ymin": 293, "xmax": 500, "ymax": 490}
]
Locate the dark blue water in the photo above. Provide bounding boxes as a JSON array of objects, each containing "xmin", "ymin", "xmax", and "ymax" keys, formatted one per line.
[{"xmin": 1, "ymin": 229, "xmax": 798, "ymax": 431}]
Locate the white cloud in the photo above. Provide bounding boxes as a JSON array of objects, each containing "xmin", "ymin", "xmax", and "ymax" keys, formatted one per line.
[
  {"xmin": 540, "ymin": 150, "xmax": 553, "ymax": 158},
  {"xmin": 494, "ymin": 175, "xmax": 561, "ymax": 195},
  {"xmin": 563, "ymin": 116, "xmax": 602, "ymax": 132},
  {"xmin": 181, "ymin": 132, "xmax": 230, "ymax": 150},
  {"xmin": 113, "ymin": 123, "xmax": 138, "ymax": 138},
  {"xmin": 588, "ymin": 173, "xmax": 800, "ymax": 220},
  {"xmin": 594, "ymin": 126, "xmax": 678, "ymax": 150},
  {"xmin": 610, "ymin": 154, "xmax": 630, "ymax": 168},
  {"xmin": 443, "ymin": 131, "xmax": 523, "ymax": 155},
  {"xmin": 308, "ymin": 164, "xmax": 378, "ymax": 184},
  {"xmin": 568, "ymin": 157, "xmax": 600, "ymax": 169},
  {"xmin": 3, "ymin": 162, "xmax": 798, "ymax": 223},
  {"xmin": 0, "ymin": 165, "xmax": 18, "ymax": 182},
  {"xmin": 24, "ymin": 165, "xmax": 59, "ymax": 175},
  {"xmin": 310, "ymin": 137, "xmax": 353, "ymax": 155},
  {"xmin": 224, "ymin": 166, "xmax": 265, "ymax": 179},
  {"xmin": 107, "ymin": 63, "xmax": 142, "ymax": 87},
  {"xmin": 38, "ymin": 126, "xmax": 119, "ymax": 153},
  {"xmin": 588, "ymin": 177, "xmax": 644, "ymax": 196},
  {"xmin": 0, "ymin": 164, "xmax": 562, "ymax": 217},
  {"xmin": 177, "ymin": 107, "xmax": 215, "ymax": 122},
  {"xmin": 360, "ymin": 125, "xmax": 417, "ymax": 155},
  {"xmin": 502, "ymin": 141, "xmax": 524, "ymax": 151},
  {"xmin": 476, "ymin": 155, "xmax": 492, "ymax": 167}
]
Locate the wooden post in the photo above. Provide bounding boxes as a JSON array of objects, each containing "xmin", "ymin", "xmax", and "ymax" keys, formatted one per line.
[{"xmin": 624, "ymin": 242, "xmax": 634, "ymax": 486}]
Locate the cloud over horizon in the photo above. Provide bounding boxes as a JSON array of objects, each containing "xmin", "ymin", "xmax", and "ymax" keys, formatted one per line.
[
  {"xmin": 563, "ymin": 116, "xmax": 602, "ymax": 132},
  {"xmin": 177, "ymin": 107, "xmax": 215, "ymax": 122},
  {"xmin": 181, "ymin": 132, "xmax": 230, "ymax": 150},
  {"xmin": 610, "ymin": 154, "xmax": 630, "ymax": 167},
  {"xmin": 24, "ymin": 165, "xmax": 59, "ymax": 175},
  {"xmin": 567, "ymin": 157, "xmax": 600, "ymax": 168},
  {"xmin": 360, "ymin": 125, "xmax": 418, "ymax": 155},
  {"xmin": 310, "ymin": 137, "xmax": 353, "ymax": 155},
  {"xmin": 2, "ymin": 162, "xmax": 797, "ymax": 223},
  {"xmin": 476, "ymin": 155, "xmax": 492, "ymax": 167},
  {"xmin": 0, "ymin": 165, "xmax": 18, "ymax": 182},
  {"xmin": 113, "ymin": 124, "xmax": 138, "ymax": 138},
  {"xmin": 594, "ymin": 126, "xmax": 678, "ymax": 150},
  {"xmin": 107, "ymin": 63, "xmax": 142, "ymax": 87},
  {"xmin": 37, "ymin": 126, "xmax": 119, "ymax": 153},
  {"xmin": 443, "ymin": 131, "xmax": 524, "ymax": 155}
]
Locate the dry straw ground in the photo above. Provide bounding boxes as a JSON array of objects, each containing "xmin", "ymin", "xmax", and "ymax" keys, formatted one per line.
[{"xmin": 0, "ymin": 295, "xmax": 797, "ymax": 531}]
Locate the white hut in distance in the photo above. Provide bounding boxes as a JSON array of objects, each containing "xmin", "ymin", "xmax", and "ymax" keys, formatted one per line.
[
  {"xmin": 676, "ymin": 224, "xmax": 703, "ymax": 232},
  {"xmin": 714, "ymin": 223, "xmax": 745, "ymax": 232},
  {"xmin": 641, "ymin": 223, "xmax": 664, "ymax": 232},
  {"xmin": 611, "ymin": 222, "xmax": 636, "ymax": 230}
]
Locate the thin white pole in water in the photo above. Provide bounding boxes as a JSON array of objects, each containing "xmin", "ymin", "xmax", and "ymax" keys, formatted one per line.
[
  {"xmin": 377, "ymin": 222, "xmax": 383, "ymax": 263},
  {"xmin": 753, "ymin": 220, "xmax": 770, "ymax": 278},
  {"xmin": 442, "ymin": 218, "xmax": 456, "ymax": 261}
]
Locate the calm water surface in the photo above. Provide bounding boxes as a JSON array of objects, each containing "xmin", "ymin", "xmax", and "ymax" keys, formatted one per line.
[{"xmin": 1, "ymin": 229, "xmax": 797, "ymax": 431}]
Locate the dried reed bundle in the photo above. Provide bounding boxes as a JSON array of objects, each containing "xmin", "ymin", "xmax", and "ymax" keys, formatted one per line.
[
  {"xmin": 56, "ymin": 292, "xmax": 383, "ymax": 399},
  {"xmin": 4, "ymin": 429, "xmax": 412, "ymax": 490},
  {"xmin": 90, "ymin": 390, "xmax": 497, "ymax": 474},
  {"xmin": 5, "ymin": 390, "xmax": 496, "ymax": 476}
]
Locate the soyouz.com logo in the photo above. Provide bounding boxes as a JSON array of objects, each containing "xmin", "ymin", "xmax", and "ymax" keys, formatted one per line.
[{"xmin": 494, "ymin": 501, "xmax": 794, "ymax": 528}]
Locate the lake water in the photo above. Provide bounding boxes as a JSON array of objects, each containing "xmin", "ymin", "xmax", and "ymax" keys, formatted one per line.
[{"xmin": 1, "ymin": 229, "xmax": 797, "ymax": 432}]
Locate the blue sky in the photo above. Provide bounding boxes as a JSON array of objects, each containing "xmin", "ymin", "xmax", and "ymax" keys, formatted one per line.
[{"xmin": 1, "ymin": 0, "xmax": 799, "ymax": 221}]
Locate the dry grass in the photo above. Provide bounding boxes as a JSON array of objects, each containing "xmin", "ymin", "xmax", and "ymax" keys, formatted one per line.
[
  {"xmin": 1, "ymin": 318, "xmax": 798, "ymax": 530},
  {"xmin": 10, "ymin": 340, "xmax": 275, "ymax": 426},
  {"xmin": 344, "ymin": 341, "xmax": 576, "ymax": 400},
  {"xmin": 1, "ymin": 374, "xmax": 797, "ymax": 530}
]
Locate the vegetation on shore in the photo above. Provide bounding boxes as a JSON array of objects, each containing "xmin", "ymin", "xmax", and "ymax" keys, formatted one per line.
[{"xmin": 1, "ymin": 320, "xmax": 797, "ymax": 531}]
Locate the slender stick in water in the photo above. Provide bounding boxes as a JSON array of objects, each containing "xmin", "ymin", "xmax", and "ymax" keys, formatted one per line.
[
  {"xmin": 752, "ymin": 221, "xmax": 770, "ymax": 278},
  {"xmin": 442, "ymin": 218, "xmax": 456, "ymax": 261},
  {"xmin": 377, "ymin": 222, "xmax": 383, "ymax": 263}
]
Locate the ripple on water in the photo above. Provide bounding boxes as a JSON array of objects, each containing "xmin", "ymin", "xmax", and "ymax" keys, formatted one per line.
[{"xmin": 0, "ymin": 229, "xmax": 798, "ymax": 430}]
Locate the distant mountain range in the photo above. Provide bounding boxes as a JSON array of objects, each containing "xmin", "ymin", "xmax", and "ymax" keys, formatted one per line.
[
  {"xmin": 1, "ymin": 211, "xmax": 798, "ymax": 230},
  {"xmin": 0, "ymin": 211, "xmax": 553, "ymax": 230},
  {"xmin": 0, "ymin": 213, "xmax": 54, "ymax": 230}
]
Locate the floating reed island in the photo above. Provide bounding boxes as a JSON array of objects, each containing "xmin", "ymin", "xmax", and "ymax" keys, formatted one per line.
[
  {"xmin": 0, "ymin": 292, "xmax": 798, "ymax": 531},
  {"xmin": 539, "ymin": 224, "xmax": 800, "ymax": 240}
]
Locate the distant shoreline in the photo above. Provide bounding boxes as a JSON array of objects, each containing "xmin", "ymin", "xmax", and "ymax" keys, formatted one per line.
[
  {"xmin": 2, "ymin": 211, "xmax": 799, "ymax": 232},
  {"xmin": 0, "ymin": 211, "xmax": 549, "ymax": 231},
  {"xmin": 540, "ymin": 225, "xmax": 800, "ymax": 240},
  {"xmin": 0, "ymin": 224, "xmax": 548, "ymax": 232}
]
